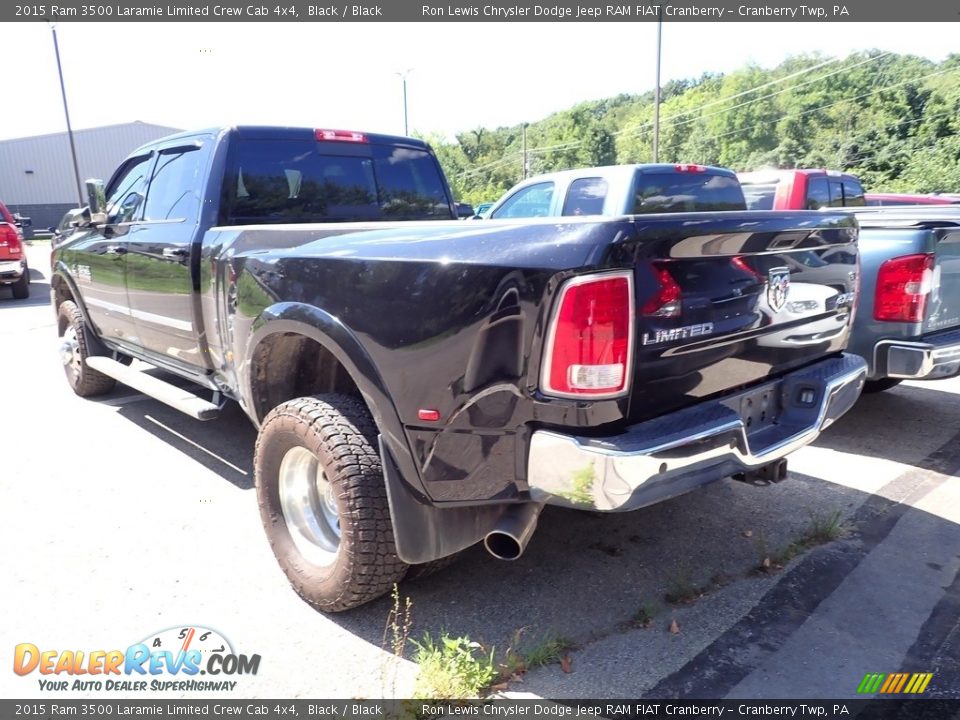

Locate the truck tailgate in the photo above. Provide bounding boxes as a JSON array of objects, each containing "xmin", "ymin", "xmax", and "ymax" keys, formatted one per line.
[
  {"xmin": 620, "ymin": 211, "xmax": 858, "ymax": 423},
  {"xmin": 926, "ymin": 226, "xmax": 960, "ymax": 335}
]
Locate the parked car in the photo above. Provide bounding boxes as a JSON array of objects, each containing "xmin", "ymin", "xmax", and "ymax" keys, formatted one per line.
[
  {"xmin": 0, "ymin": 200, "xmax": 29, "ymax": 299},
  {"xmin": 845, "ymin": 206, "xmax": 960, "ymax": 392},
  {"xmin": 485, "ymin": 163, "xmax": 746, "ymax": 219},
  {"xmin": 738, "ymin": 169, "xmax": 865, "ymax": 210},
  {"xmin": 473, "ymin": 201, "xmax": 495, "ymax": 217},
  {"xmin": 865, "ymin": 193, "xmax": 960, "ymax": 207},
  {"xmin": 52, "ymin": 126, "xmax": 865, "ymax": 611}
]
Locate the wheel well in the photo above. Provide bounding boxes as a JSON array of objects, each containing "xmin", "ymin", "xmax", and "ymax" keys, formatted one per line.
[
  {"xmin": 249, "ymin": 332, "xmax": 361, "ymax": 422},
  {"xmin": 52, "ymin": 275, "xmax": 73, "ymax": 311}
]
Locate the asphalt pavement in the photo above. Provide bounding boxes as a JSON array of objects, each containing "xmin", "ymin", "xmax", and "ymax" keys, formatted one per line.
[{"xmin": 1, "ymin": 242, "xmax": 958, "ymax": 700}]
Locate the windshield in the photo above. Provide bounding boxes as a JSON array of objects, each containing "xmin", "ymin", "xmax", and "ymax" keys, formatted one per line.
[{"xmin": 741, "ymin": 183, "xmax": 778, "ymax": 210}]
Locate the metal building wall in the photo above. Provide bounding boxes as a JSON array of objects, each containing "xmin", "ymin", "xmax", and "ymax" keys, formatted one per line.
[{"xmin": 0, "ymin": 122, "xmax": 180, "ymax": 229}]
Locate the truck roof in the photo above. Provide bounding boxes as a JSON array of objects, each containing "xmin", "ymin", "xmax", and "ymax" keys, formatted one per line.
[
  {"xmin": 129, "ymin": 125, "xmax": 433, "ymax": 154},
  {"xmin": 738, "ymin": 168, "xmax": 861, "ymax": 184},
  {"xmin": 518, "ymin": 163, "xmax": 737, "ymax": 185}
]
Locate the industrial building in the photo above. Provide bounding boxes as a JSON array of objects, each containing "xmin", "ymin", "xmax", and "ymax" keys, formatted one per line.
[{"xmin": 0, "ymin": 121, "xmax": 180, "ymax": 230}]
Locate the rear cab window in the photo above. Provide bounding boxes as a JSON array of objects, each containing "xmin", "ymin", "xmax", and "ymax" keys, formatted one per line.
[
  {"xmin": 633, "ymin": 170, "xmax": 745, "ymax": 213},
  {"xmin": 219, "ymin": 136, "xmax": 451, "ymax": 225},
  {"xmin": 805, "ymin": 177, "xmax": 830, "ymax": 209}
]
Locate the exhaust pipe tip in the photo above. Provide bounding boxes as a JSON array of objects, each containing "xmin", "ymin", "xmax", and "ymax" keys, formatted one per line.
[
  {"xmin": 484, "ymin": 532, "xmax": 523, "ymax": 561},
  {"xmin": 483, "ymin": 502, "xmax": 544, "ymax": 561}
]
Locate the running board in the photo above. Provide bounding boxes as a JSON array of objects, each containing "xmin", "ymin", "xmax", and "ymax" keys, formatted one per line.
[{"xmin": 85, "ymin": 357, "xmax": 220, "ymax": 421}]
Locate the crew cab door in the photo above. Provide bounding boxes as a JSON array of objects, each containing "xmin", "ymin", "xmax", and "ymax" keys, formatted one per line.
[
  {"xmin": 67, "ymin": 153, "xmax": 153, "ymax": 344},
  {"xmin": 124, "ymin": 141, "xmax": 208, "ymax": 368}
]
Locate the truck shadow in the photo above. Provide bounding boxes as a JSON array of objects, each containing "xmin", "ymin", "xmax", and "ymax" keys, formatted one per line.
[
  {"xmin": 97, "ymin": 373, "xmax": 960, "ymax": 698},
  {"xmin": 0, "ymin": 279, "xmax": 52, "ymax": 308}
]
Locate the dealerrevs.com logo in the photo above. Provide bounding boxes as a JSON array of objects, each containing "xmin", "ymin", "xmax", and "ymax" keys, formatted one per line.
[{"xmin": 14, "ymin": 626, "xmax": 261, "ymax": 692}]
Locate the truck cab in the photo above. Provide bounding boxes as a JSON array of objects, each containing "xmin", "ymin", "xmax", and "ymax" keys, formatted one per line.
[
  {"xmin": 739, "ymin": 169, "xmax": 866, "ymax": 211},
  {"xmin": 486, "ymin": 163, "xmax": 746, "ymax": 219}
]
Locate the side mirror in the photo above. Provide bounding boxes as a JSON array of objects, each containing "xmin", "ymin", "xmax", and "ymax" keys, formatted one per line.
[{"xmin": 85, "ymin": 179, "xmax": 108, "ymax": 225}]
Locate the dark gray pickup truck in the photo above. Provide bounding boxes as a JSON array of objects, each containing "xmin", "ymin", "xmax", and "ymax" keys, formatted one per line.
[{"xmin": 52, "ymin": 126, "xmax": 867, "ymax": 611}]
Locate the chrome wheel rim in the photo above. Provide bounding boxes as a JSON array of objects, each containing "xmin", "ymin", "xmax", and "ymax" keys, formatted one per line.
[
  {"xmin": 60, "ymin": 326, "xmax": 81, "ymax": 378},
  {"xmin": 278, "ymin": 446, "xmax": 340, "ymax": 565}
]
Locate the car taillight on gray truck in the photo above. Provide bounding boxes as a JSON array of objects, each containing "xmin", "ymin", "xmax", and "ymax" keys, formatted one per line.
[{"xmin": 874, "ymin": 253, "xmax": 934, "ymax": 323}]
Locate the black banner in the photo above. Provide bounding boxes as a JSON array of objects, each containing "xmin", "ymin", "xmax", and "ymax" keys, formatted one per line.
[
  {"xmin": 3, "ymin": 699, "xmax": 960, "ymax": 720},
  {"xmin": 3, "ymin": 0, "xmax": 960, "ymax": 22}
]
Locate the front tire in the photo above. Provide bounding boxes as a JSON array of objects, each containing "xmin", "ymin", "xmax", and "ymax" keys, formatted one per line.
[
  {"xmin": 255, "ymin": 394, "xmax": 408, "ymax": 612},
  {"xmin": 57, "ymin": 300, "xmax": 116, "ymax": 397}
]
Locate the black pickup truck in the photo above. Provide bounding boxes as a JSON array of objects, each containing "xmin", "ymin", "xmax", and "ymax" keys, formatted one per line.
[{"xmin": 52, "ymin": 126, "xmax": 867, "ymax": 611}]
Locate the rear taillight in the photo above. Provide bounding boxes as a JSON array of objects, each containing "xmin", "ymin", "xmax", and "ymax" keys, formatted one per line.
[
  {"xmin": 542, "ymin": 271, "xmax": 634, "ymax": 398},
  {"xmin": 315, "ymin": 129, "xmax": 367, "ymax": 143},
  {"xmin": 874, "ymin": 253, "xmax": 934, "ymax": 323},
  {"xmin": 641, "ymin": 263, "xmax": 682, "ymax": 318},
  {"xmin": 0, "ymin": 224, "xmax": 20, "ymax": 254},
  {"xmin": 674, "ymin": 164, "xmax": 706, "ymax": 173}
]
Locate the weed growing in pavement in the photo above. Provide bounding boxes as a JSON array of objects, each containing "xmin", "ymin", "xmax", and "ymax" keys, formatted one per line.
[
  {"xmin": 380, "ymin": 584, "xmax": 414, "ymax": 697},
  {"xmin": 756, "ymin": 509, "xmax": 846, "ymax": 573},
  {"xmin": 631, "ymin": 601, "xmax": 659, "ymax": 629},
  {"xmin": 664, "ymin": 566, "xmax": 704, "ymax": 604},
  {"xmin": 411, "ymin": 632, "xmax": 497, "ymax": 699}
]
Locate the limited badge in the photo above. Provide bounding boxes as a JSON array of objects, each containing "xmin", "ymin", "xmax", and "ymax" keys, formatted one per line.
[{"xmin": 767, "ymin": 266, "xmax": 790, "ymax": 312}]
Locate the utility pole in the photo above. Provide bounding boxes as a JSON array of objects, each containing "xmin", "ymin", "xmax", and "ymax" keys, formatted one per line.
[
  {"xmin": 653, "ymin": 17, "xmax": 663, "ymax": 163},
  {"xmin": 522, "ymin": 123, "xmax": 528, "ymax": 179},
  {"xmin": 50, "ymin": 22, "xmax": 83, "ymax": 207},
  {"xmin": 395, "ymin": 69, "xmax": 413, "ymax": 136}
]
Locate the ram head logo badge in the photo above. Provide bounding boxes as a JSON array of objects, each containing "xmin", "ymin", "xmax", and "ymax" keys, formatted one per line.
[{"xmin": 767, "ymin": 267, "xmax": 790, "ymax": 313}]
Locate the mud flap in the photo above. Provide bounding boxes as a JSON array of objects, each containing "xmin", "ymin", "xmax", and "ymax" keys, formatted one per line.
[{"xmin": 379, "ymin": 436, "xmax": 509, "ymax": 564}]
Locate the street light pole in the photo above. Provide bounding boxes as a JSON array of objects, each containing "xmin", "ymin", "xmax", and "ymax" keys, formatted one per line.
[
  {"xmin": 653, "ymin": 17, "xmax": 663, "ymax": 163},
  {"xmin": 395, "ymin": 69, "xmax": 413, "ymax": 136},
  {"xmin": 49, "ymin": 23, "xmax": 84, "ymax": 208}
]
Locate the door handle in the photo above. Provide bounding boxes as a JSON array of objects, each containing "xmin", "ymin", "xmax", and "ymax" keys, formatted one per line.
[{"xmin": 105, "ymin": 245, "xmax": 127, "ymax": 255}]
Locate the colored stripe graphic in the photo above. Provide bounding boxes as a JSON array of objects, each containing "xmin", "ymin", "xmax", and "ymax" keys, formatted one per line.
[{"xmin": 857, "ymin": 672, "xmax": 933, "ymax": 694}]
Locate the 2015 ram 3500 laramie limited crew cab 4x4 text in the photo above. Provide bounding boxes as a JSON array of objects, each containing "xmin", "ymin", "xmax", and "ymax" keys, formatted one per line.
[{"xmin": 52, "ymin": 126, "xmax": 867, "ymax": 611}]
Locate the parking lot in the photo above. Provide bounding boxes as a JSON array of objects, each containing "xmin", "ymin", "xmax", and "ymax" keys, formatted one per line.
[{"xmin": 2, "ymin": 242, "xmax": 958, "ymax": 700}]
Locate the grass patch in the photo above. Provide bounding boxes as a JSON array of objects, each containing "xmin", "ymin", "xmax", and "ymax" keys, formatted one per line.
[
  {"xmin": 630, "ymin": 601, "xmax": 659, "ymax": 629},
  {"xmin": 757, "ymin": 510, "xmax": 845, "ymax": 573},
  {"xmin": 500, "ymin": 629, "xmax": 573, "ymax": 678},
  {"xmin": 664, "ymin": 567, "xmax": 705, "ymax": 604},
  {"xmin": 412, "ymin": 632, "xmax": 497, "ymax": 699}
]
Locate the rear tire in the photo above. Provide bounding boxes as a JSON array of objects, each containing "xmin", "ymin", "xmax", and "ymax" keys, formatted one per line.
[
  {"xmin": 57, "ymin": 300, "xmax": 116, "ymax": 397},
  {"xmin": 255, "ymin": 394, "xmax": 408, "ymax": 612},
  {"xmin": 863, "ymin": 378, "xmax": 902, "ymax": 394},
  {"xmin": 11, "ymin": 268, "xmax": 29, "ymax": 299}
]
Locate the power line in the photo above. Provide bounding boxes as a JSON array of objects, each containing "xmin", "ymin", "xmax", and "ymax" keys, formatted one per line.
[{"xmin": 616, "ymin": 51, "xmax": 894, "ymax": 141}]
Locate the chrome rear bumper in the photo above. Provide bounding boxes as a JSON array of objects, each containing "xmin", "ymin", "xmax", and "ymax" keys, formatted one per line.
[
  {"xmin": 874, "ymin": 328, "xmax": 960, "ymax": 380},
  {"xmin": 527, "ymin": 354, "xmax": 867, "ymax": 512}
]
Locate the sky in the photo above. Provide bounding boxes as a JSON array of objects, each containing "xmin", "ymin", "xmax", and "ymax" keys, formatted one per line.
[{"xmin": 0, "ymin": 21, "xmax": 957, "ymax": 142}]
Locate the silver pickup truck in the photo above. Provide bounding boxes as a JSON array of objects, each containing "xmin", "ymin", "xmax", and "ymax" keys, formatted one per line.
[{"xmin": 847, "ymin": 207, "xmax": 960, "ymax": 392}]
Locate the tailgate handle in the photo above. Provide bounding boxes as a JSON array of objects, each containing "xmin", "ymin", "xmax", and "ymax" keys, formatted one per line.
[
  {"xmin": 105, "ymin": 245, "xmax": 127, "ymax": 256},
  {"xmin": 162, "ymin": 247, "xmax": 189, "ymax": 258}
]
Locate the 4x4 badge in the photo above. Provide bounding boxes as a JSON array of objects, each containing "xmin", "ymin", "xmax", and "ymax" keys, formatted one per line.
[{"xmin": 767, "ymin": 267, "xmax": 790, "ymax": 312}]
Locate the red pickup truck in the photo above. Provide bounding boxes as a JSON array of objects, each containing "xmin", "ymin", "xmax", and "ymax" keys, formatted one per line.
[
  {"xmin": 0, "ymin": 200, "xmax": 29, "ymax": 300},
  {"xmin": 739, "ymin": 169, "xmax": 866, "ymax": 211}
]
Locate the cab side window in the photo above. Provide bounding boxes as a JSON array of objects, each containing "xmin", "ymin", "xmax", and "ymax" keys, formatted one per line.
[
  {"xmin": 843, "ymin": 180, "xmax": 865, "ymax": 207},
  {"xmin": 491, "ymin": 182, "xmax": 555, "ymax": 219},
  {"xmin": 105, "ymin": 155, "xmax": 153, "ymax": 224},
  {"xmin": 562, "ymin": 177, "xmax": 607, "ymax": 216},
  {"xmin": 143, "ymin": 146, "xmax": 204, "ymax": 223}
]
